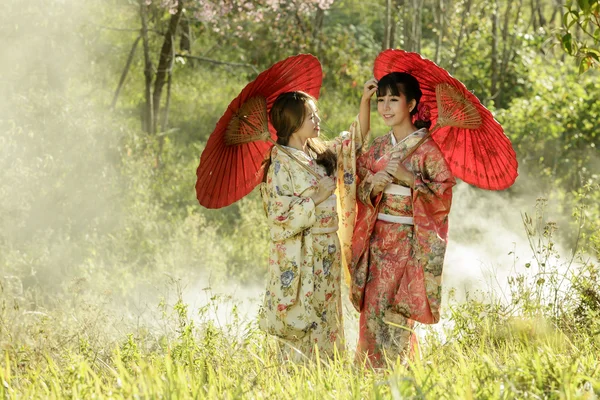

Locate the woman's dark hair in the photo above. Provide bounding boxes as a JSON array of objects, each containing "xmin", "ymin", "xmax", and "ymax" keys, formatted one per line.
[
  {"xmin": 262, "ymin": 91, "xmax": 337, "ymax": 181},
  {"xmin": 376, "ymin": 72, "xmax": 431, "ymax": 129}
]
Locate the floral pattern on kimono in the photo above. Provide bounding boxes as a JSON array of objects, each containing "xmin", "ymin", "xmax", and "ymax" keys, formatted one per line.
[
  {"xmin": 350, "ymin": 129, "xmax": 455, "ymax": 367},
  {"xmin": 332, "ymin": 119, "xmax": 369, "ymax": 285},
  {"xmin": 258, "ymin": 122, "xmax": 364, "ymax": 359}
]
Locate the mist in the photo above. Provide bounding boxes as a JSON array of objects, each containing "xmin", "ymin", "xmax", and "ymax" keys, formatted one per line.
[{"xmin": 0, "ymin": 0, "xmax": 594, "ymax": 352}]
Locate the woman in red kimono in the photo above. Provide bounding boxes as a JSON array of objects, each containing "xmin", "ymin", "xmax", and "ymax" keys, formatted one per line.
[{"xmin": 350, "ymin": 72, "xmax": 456, "ymax": 367}]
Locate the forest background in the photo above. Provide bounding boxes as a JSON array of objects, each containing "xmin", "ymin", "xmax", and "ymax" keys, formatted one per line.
[{"xmin": 1, "ymin": 0, "xmax": 599, "ymax": 397}]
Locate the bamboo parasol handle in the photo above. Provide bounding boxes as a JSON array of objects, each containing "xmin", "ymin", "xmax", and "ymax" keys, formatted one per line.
[{"xmin": 267, "ymin": 137, "xmax": 321, "ymax": 179}]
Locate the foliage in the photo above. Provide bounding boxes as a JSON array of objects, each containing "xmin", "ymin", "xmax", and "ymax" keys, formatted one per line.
[
  {"xmin": 496, "ymin": 56, "xmax": 600, "ymax": 247},
  {"xmin": 1, "ymin": 0, "xmax": 599, "ymax": 397},
  {"xmin": 560, "ymin": 0, "xmax": 600, "ymax": 72}
]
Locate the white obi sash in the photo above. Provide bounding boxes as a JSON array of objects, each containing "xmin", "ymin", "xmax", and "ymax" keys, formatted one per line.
[{"xmin": 377, "ymin": 184, "xmax": 414, "ymax": 225}]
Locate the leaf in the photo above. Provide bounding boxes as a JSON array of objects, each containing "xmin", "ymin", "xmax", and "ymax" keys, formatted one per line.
[
  {"xmin": 579, "ymin": 57, "xmax": 592, "ymax": 73},
  {"xmin": 578, "ymin": 0, "xmax": 591, "ymax": 12},
  {"xmin": 563, "ymin": 10, "xmax": 572, "ymax": 27},
  {"xmin": 580, "ymin": 46, "xmax": 600, "ymax": 53},
  {"xmin": 562, "ymin": 33, "xmax": 574, "ymax": 54},
  {"xmin": 567, "ymin": 16, "xmax": 579, "ymax": 29},
  {"xmin": 581, "ymin": 47, "xmax": 600, "ymax": 60},
  {"xmin": 563, "ymin": 11, "xmax": 569, "ymax": 27}
]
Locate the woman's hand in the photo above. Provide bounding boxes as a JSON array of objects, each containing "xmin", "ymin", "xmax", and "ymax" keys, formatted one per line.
[
  {"xmin": 359, "ymin": 77, "xmax": 378, "ymax": 141},
  {"xmin": 362, "ymin": 78, "xmax": 378, "ymax": 104},
  {"xmin": 371, "ymin": 171, "xmax": 393, "ymax": 198},
  {"xmin": 310, "ymin": 176, "xmax": 337, "ymax": 205},
  {"xmin": 385, "ymin": 152, "xmax": 415, "ymax": 188}
]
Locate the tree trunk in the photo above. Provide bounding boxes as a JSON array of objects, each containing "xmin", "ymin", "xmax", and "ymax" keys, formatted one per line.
[
  {"xmin": 403, "ymin": 0, "xmax": 421, "ymax": 52},
  {"xmin": 411, "ymin": 0, "xmax": 418, "ymax": 51},
  {"xmin": 157, "ymin": 69, "xmax": 172, "ymax": 169},
  {"xmin": 384, "ymin": 0, "xmax": 392, "ymax": 50},
  {"xmin": 403, "ymin": 2, "xmax": 410, "ymax": 50},
  {"xmin": 158, "ymin": 30, "xmax": 176, "ymax": 168},
  {"xmin": 450, "ymin": 0, "xmax": 474, "ymax": 71},
  {"xmin": 434, "ymin": 0, "xmax": 445, "ymax": 64},
  {"xmin": 112, "ymin": 36, "xmax": 141, "ymax": 109},
  {"xmin": 313, "ymin": 7, "xmax": 325, "ymax": 38},
  {"xmin": 180, "ymin": 15, "xmax": 191, "ymax": 53},
  {"xmin": 549, "ymin": 0, "xmax": 563, "ymax": 26},
  {"xmin": 161, "ymin": 34, "xmax": 176, "ymax": 134},
  {"xmin": 294, "ymin": 11, "xmax": 308, "ymax": 36},
  {"xmin": 152, "ymin": 0, "xmax": 183, "ymax": 134},
  {"xmin": 497, "ymin": 0, "xmax": 522, "ymax": 107},
  {"xmin": 490, "ymin": 0, "xmax": 499, "ymax": 106},
  {"xmin": 415, "ymin": 0, "xmax": 423, "ymax": 52},
  {"xmin": 529, "ymin": 0, "xmax": 538, "ymax": 30},
  {"xmin": 313, "ymin": 7, "xmax": 325, "ymax": 55},
  {"xmin": 390, "ymin": 15, "xmax": 397, "ymax": 49},
  {"xmin": 394, "ymin": 0, "xmax": 405, "ymax": 48},
  {"xmin": 535, "ymin": 0, "xmax": 546, "ymax": 28},
  {"xmin": 140, "ymin": 0, "xmax": 154, "ymax": 134}
]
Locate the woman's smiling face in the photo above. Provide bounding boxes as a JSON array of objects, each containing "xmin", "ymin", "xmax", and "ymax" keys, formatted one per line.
[
  {"xmin": 377, "ymin": 87, "xmax": 413, "ymax": 127},
  {"xmin": 291, "ymin": 99, "xmax": 321, "ymax": 141}
]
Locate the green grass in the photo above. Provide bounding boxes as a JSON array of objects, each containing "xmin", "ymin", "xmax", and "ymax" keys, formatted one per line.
[
  {"xmin": 2, "ymin": 199, "xmax": 599, "ymax": 399},
  {"xmin": 1, "ymin": 277, "xmax": 599, "ymax": 399}
]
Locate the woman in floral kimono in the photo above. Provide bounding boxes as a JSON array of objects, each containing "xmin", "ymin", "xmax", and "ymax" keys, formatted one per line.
[
  {"xmin": 350, "ymin": 73, "xmax": 455, "ymax": 367},
  {"xmin": 259, "ymin": 91, "xmax": 363, "ymax": 360}
]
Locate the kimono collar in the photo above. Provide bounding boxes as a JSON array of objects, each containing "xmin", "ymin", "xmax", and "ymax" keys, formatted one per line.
[
  {"xmin": 281, "ymin": 144, "xmax": 313, "ymax": 161},
  {"xmin": 389, "ymin": 128, "xmax": 427, "ymax": 146}
]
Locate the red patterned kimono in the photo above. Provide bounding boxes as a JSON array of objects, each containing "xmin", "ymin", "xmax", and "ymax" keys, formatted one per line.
[{"xmin": 350, "ymin": 129, "xmax": 455, "ymax": 367}]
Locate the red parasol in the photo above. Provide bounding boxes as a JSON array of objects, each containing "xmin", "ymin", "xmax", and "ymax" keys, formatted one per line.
[
  {"xmin": 196, "ymin": 54, "xmax": 322, "ymax": 209},
  {"xmin": 374, "ymin": 49, "xmax": 518, "ymax": 191}
]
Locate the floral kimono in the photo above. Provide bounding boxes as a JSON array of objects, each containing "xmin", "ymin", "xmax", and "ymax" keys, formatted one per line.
[
  {"xmin": 350, "ymin": 129, "xmax": 455, "ymax": 367},
  {"xmin": 259, "ymin": 121, "xmax": 363, "ymax": 360}
]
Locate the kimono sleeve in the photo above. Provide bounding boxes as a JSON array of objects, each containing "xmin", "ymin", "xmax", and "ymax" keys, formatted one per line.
[
  {"xmin": 325, "ymin": 116, "xmax": 368, "ymax": 156},
  {"xmin": 412, "ymin": 143, "xmax": 455, "ymax": 235},
  {"xmin": 325, "ymin": 117, "xmax": 366, "ymax": 286},
  {"xmin": 263, "ymin": 157, "xmax": 317, "ymax": 242},
  {"xmin": 349, "ymin": 141, "xmax": 382, "ymax": 310},
  {"xmin": 409, "ymin": 142, "xmax": 456, "ymax": 323},
  {"xmin": 356, "ymin": 146, "xmax": 380, "ymax": 208}
]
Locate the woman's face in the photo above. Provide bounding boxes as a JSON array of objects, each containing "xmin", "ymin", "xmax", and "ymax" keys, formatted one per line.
[
  {"xmin": 377, "ymin": 87, "xmax": 415, "ymax": 127},
  {"xmin": 291, "ymin": 99, "xmax": 321, "ymax": 142}
]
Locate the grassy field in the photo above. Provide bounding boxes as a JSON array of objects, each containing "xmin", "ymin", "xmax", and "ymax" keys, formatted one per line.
[
  {"xmin": 1, "ymin": 292, "xmax": 598, "ymax": 399},
  {"xmin": 2, "ymin": 217, "xmax": 599, "ymax": 399}
]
